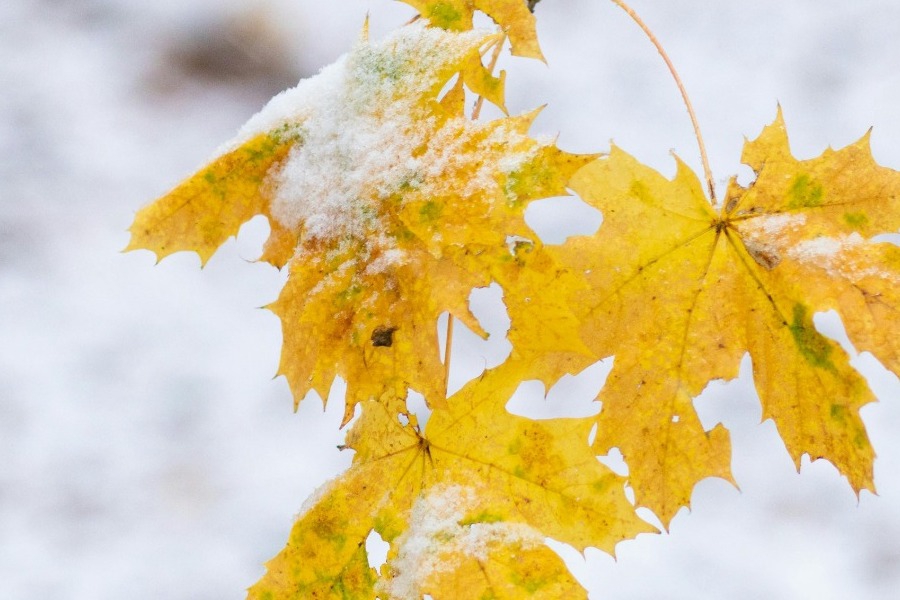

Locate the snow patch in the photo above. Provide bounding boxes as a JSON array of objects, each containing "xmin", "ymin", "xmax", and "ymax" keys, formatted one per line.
[
  {"xmin": 744, "ymin": 213, "xmax": 808, "ymax": 237},
  {"xmin": 378, "ymin": 483, "xmax": 543, "ymax": 599},
  {"xmin": 788, "ymin": 233, "xmax": 897, "ymax": 281},
  {"xmin": 738, "ymin": 213, "xmax": 807, "ymax": 269},
  {"xmin": 740, "ymin": 213, "xmax": 896, "ymax": 282},
  {"xmin": 216, "ymin": 22, "xmax": 502, "ymax": 275}
]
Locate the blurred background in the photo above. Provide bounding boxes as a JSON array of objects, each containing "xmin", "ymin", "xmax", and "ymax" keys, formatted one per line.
[{"xmin": 2, "ymin": 0, "xmax": 899, "ymax": 598}]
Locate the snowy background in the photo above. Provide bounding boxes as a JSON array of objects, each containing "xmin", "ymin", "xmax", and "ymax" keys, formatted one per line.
[{"xmin": 2, "ymin": 0, "xmax": 900, "ymax": 598}]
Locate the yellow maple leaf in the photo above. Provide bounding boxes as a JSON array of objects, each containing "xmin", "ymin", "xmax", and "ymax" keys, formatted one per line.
[
  {"xmin": 127, "ymin": 22, "xmax": 590, "ymax": 422},
  {"xmin": 531, "ymin": 109, "xmax": 900, "ymax": 526},
  {"xmin": 247, "ymin": 365, "xmax": 654, "ymax": 599},
  {"xmin": 488, "ymin": 241, "xmax": 597, "ymax": 388},
  {"xmin": 400, "ymin": 0, "xmax": 544, "ymax": 60}
]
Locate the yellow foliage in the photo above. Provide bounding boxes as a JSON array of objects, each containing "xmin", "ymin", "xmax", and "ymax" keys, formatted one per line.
[
  {"xmin": 125, "ymin": 131, "xmax": 297, "ymax": 266},
  {"xmin": 126, "ymin": 4, "xmax": 900, "ymax": 596},
  {"xmin": 531, "ymin": 110, "xmax": 900, "ymax": 525},
  {"xmin": 401, "ymin": 0, "xmax": 544, "ymax": 60},
  {"xmin": 248, "ymin": 365, "xmax": 653, "ymax": 599},
  {"xmin": 127, "ymin": 24, "xmax": 590, "ymax": 422}
]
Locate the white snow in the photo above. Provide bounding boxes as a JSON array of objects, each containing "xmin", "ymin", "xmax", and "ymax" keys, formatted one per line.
[
  {"xmin": 224, "ymin": 21, "xmax": 500, "ymax": 271},
  {"xmin": 788, "ymin": 233, "xmax": 897, "ymax": 282},
  {"xmin": 377, "ymin": 484, "xmax": 543, "ymax": 599},
  {"xmin": 735, "ymin": 213, "xmax": 805, "ymax": 270},
  {"xmin": 214, "ymin": 20, "xmax": 549, "ymax": 281},
  {"xmin": 739, "ymin": 213, "xmax": 896, "ymax": 281}
]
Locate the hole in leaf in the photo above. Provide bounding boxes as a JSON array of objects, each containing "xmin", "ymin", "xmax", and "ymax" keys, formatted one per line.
[
  {"xmin": 623, "ymin": 483, "xmax": 635, "ymax": 505},
  {"xmin": 365, "ymin": 529, "xmax": 389, "ymax": 570},
  {"xmin": 506, "ymin": 359, "xmax": 610, "ymax": 420},
  {"xmin": 693, "ymin": 353, "xmax": 759, "ymax": 431},
  {"xmin": 443, "ymin": 284, "xmax": 512, "ymax": 395},
  {"xmin": 525, "ymin": 195, "xmax": 603, "ymax": 244},
  {"xmin": 872, "ymin": 232, "xmax": 900, "ymax": 246},
  {"xmin": 407, "ymin": 389, "xmax": 431, "ymax": 430},
  {"xmin": 596, "ymin": 447, "xmax": 628, "ymax": 476}
]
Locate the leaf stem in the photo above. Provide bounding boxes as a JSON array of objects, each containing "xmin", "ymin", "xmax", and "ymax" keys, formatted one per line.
[
  {"xmin": 443, "ymin": 314, "xmax": 455, "ymax": 394},
  {"xmin": 609, "ymin": 0, "xmax": 717, "ymax": 204},
  {"xmin": 472, "ymin": 34, "xmax": 507, "ymax": 121},
  {"xmin": 442, "ymin": 34, "xmax": 508, "ymax": 396}
]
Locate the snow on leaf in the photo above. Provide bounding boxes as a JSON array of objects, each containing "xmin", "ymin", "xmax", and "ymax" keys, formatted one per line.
[
  {"xmin": 527, "ymin": 110, "xmax": 900, "ymax": 526},
  {"xmin": 380, "ymin": 484, "xmax": 586, "ymax": 600},
  {"xmin": 247, "ymin": 364, "xmax": 653, "ymax": 599},
  {"xmin": 126, "ymin": 22, "xmax": 591, "ymax": 422}
]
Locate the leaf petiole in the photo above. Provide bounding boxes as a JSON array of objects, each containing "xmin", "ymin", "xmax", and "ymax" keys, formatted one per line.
[{"xmin": 609, "ymin": 0, "xmax": 717, "ymax": 205}]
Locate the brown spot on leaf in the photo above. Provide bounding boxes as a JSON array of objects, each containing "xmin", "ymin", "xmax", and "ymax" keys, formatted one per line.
[
  {"xmin": 371, "ymin": 326, "xmax": 398, "ymax": 347},
  {"xmin": 744, "ymin": 239, "xmax": 782, "ymax": 270}
]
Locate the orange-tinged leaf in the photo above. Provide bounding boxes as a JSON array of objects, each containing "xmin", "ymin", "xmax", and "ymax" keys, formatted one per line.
[
  {"xmin": 127, "ymin": 23, "xmax": 589, "ymax": 419},
  {"xmin": 528, "ymin": 112, "xmax": 899, "ymax": 525},
  {"xmin": 401, "ymin": 0, "xmax": 544, "ymax": 60},
  {"xmin": 249, "ymin": 365, "xmax": 654, "ymax": 599}
]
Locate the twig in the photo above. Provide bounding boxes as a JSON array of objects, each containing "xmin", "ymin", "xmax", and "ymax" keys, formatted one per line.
[{"xmin": 609, "ymin": 0, "xmax": 717, "ymax": 205}]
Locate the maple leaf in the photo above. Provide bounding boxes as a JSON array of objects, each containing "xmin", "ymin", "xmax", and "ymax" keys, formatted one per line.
[
  {"xmin": 400, "ymin": 0, "xmax": 544, "ymax": 60},
  {"xmin": 526, "ymin": 109, "xmax": 900, "ymax": 526},
  {"xmin": 126, "ymin": 22, "xmax": 590, "ymax": 422},
  {"xmin": 247, "ymin": 365, "xmax": 654, "ymax": 599},
  {"xmin": 487, "ymin": 241, "xmax": 597, "ymax": 388}
]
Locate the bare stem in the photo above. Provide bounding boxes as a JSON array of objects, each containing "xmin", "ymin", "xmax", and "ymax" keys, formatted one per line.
[
  {"xmin": 443, "ymin": 314, "xmax": 455, "ymax": 394},
  {"xmin": 609, "ymin": 0, "xmax": 717, "ymax": 204},
  {"xmin": 438, "ymin": 34, "xmax": 508, "ymax": 395},
  {"xmin": 472, "ymin": 34, "xmax": 507, "ymax": 120}
]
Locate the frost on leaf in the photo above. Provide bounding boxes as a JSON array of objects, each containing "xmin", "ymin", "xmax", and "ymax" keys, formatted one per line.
[
  {"xmin": 526, "ymin": 109, "xmax": 900, "ymax": 526},
  {"xmin": 126, "ymin": 22, "xmax": 591, "ymax": 422},
  {"xmin": 247, "ymin": 365, "xmax": 653, "ymax": 599}
]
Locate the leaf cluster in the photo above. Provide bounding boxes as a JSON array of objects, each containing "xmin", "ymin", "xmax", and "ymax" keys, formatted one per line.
[{"xmin": 127, "ymin": 2, "xmax": 900, "ymax": 598}]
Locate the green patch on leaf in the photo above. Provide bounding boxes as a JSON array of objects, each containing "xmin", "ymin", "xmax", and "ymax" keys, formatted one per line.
[
  {"xmin": 830, "ymin": 403, "xmax": 847, "ymax": 422},
  {"xmin": 788, "ymin": 174, "xmax": 825, "ymax": 208},
  {"xmin": 459, "ymin": 511, "xmax": 505, "ymax": 526},
  {"xmin": 788, "ymin": 304, "xmax": 835, "ymax": 371},
  {"xmin": 426, "ymin": 1, "xmax": 465, "ymax": 29},
  {"xmin": 843, "ymin": 211, "xmax": 869, "ymax": 227},
  {"xmin": 592, "ymin": 478, "xmax": 609, "ymax": 494},
  {"xmin": 510, "ymin": 569, "xmax": 549, "ymax": 594},
  {"xmin": 419, "ymin": 200, "xmax": 443, "ymax": 222}
]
